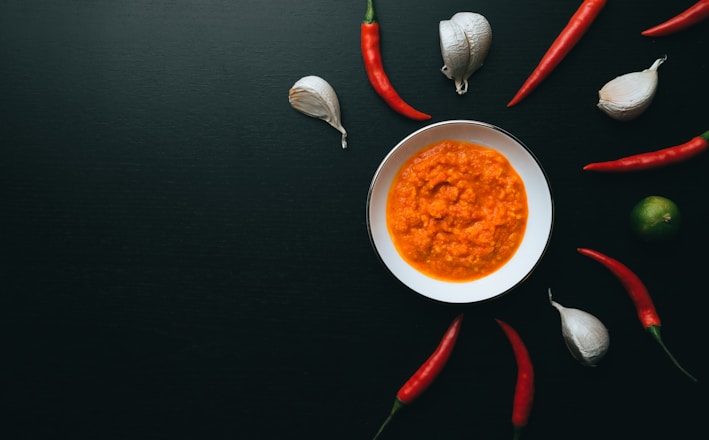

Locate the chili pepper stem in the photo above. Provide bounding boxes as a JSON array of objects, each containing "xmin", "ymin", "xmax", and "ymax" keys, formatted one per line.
[
  {"xmin": 372, "ymin": 398, "xmax": 404, "ymax": 440},
  {"xmin": 513, "ymin": 425, "xmax": 523, "ymax": 440},
  {"xmin": 646, "ymin": 325, "xmax": 698, "ymax": 382},
  {"xmin": 364, "ymin": 0, "xmax": 375, "ymax": 24}
]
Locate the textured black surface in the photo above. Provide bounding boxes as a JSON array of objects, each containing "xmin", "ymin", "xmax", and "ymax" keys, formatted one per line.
[{"xmin": 1, "ymin": 1, "xmax": 707, "ymax": 439}]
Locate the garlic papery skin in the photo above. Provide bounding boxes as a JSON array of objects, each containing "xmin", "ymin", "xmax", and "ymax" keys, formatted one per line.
[
  {"xmin": 597, "ymin": 56, "xmax": 667, "ymax": 121},
  {"xmin": 289, "ymin": 75, "xmax": 347, "ymax": 149},
  {"xmin": 548, "ymin": 289, "xmax": 609, "ymax": 367},
  {"xmin": 439, "ymin": 12, "xmax": 492, "ymax": 95}
]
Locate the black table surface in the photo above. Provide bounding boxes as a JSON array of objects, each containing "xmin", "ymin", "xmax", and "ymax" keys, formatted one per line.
[{"xmin": 2, "ymin": 1, "xmax": 707, "ymax": 439}]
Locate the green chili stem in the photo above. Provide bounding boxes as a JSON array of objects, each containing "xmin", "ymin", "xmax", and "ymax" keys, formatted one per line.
[
  {"xmin": 699, "ymin": 129, "xmax": 709, "ymax": 142},
  {"xmin": 513, "ymin": 425, "xmax": 523, "ymax": 440},
  {"xmin": 372, "ymin": 399, "xmax": 404, "ymax": 440},
  {"xmin": 646, "ymin": 325, "xmax": 698, "ymax": 382},
  {"xmin": 364, "ymin": 0, "xmax": 376, "ymax": 24}
]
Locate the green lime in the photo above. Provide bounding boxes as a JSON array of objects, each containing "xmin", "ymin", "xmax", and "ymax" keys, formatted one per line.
[{"xmin": 630, "ymin": 195, "xmax": 681, "ymax": 242}]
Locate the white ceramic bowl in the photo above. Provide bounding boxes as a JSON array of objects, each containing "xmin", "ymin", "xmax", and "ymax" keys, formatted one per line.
[{"xmin": 367, "ymin": 120, "xmax": 553, "ymax": 303}]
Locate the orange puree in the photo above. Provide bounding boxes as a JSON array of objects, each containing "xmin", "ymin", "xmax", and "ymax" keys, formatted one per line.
[{"xmin": 387, "ymin": 139, "xmax": 528, "ymax": 282}]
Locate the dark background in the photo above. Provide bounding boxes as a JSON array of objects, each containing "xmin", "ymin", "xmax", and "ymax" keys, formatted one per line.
[{"xmin": 1, "ymin": 0, "xmax": 707, "ymax": 439}]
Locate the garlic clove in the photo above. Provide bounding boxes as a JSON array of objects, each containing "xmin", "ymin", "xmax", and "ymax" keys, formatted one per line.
[
  {"xmin": 439, "ymin": 19, "xmax": 470, "ymax": 92},
  {"xmin": 451, "ymin": 12, "xmax": 492, "ymax": 80},
  {"xmin": 289, "ymin": 75, "xmax": 347, "ymax": 149},
  {"xmin": 597, "ymin": 56, "xmax": 666, "ymax": 121},
  {"xmin": 548, "ymin": 289, "xmax": 610, "ymax": 367},
  {"xmin": 439, "ymin": 12, "xmax": 492, "ymax": 95}
]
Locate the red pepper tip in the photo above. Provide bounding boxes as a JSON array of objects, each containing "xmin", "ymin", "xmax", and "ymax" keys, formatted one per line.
[
  {"xmin": 640, "ymin": 28, "xmax": 671, "ymax": 37},
  {"xmin": 410, "ymin": 112, "xmax": 433, "ymax": 121}
]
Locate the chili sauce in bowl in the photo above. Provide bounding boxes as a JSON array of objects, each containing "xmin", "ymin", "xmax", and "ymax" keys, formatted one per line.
[{"xmin": 367, "ymin": 120, "xmax": 554, "ymax": 303}]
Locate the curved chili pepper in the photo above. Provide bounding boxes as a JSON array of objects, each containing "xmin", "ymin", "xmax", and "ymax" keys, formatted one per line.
[
  {"xmin": 372, "ymin": 314, "xmax": 463, "ymax": 440},
  {"xmin": 642, "ymin": 0, "xmax": 709, "ymax": 37},
  {"xmin": 577, "ymin": 248, "xmax": 698, "ymax": 382},
  {"xmin": 507, "ymin": 0, "xmax": 606, "ymax": 107},
  {"xmin": 583, "ymin": 129, "xmax": 709, "ymax": 172},
  {"xmin": 361, "ymin": 0, "xmax": 431, "ymax": 121},
  {"xmin": 496, "ymin": 319, "xmax": 534, "ymax": 440}
]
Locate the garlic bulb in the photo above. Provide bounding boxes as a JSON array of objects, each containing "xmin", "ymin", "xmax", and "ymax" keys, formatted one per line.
[
  {"xmin": 548, "ymin": 289, "xmax": 609, "ymax": 367},
  {"xmin": 597, "ymin": 56, "xmax": 667, "ymax": 121},
  {"xmin": 439, "ymin": 12, "xmax": 492, "ymax": 95},
  {"xmin": 288, "ymin": 75, "xmax": 347, "ymax": 149}
]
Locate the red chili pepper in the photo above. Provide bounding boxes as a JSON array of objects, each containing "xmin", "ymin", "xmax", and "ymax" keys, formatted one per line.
[
  {"xmin": 361, "ymin": 0, "xmax": 431, "ymax": 121},
  {"xmin": 642, "ymin": 0, "xmax": 709, "ymax": 37},
  {"xmin": 577, "ymin": 248, "xmax": 698, "ymax": 382},
  {"xmin": 507, "ymin": 0, "xmax": 606, "ymax": 107},
  {"xmin": 496, "ymin": 319, "xmax": 534, "ymax": 440},
  {"xmin": 583, "ymin": 130, "xmax": 709, "ymax": 172},
  {"xmin": 372, "ymin": 314, "xmax": 463, "ymax": 440}
]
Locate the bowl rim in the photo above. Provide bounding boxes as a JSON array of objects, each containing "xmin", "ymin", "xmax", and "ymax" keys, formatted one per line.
[{"xmin": 366, "ymin": 119, "xmax": 554, "ymax": 304}]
